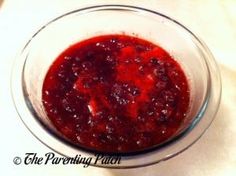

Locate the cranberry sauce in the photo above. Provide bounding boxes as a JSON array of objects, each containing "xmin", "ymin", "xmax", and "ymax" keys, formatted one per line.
[{"xmin": 42, "ymin": 34, "xmax": 190, "ymax": 153}]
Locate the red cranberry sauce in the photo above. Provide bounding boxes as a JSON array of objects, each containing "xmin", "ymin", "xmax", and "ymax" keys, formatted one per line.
[{"xmin": 42, "ymin": 34, "xmax": 190, "ymax": 153}]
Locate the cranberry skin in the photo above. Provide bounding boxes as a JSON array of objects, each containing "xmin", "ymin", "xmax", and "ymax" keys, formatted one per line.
[{"xmin": 42, "ymin": 34, "xmax": 190, "ymax": 153}]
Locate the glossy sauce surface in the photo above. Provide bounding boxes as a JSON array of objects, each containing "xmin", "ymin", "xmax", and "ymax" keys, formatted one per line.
[{"xmin": 42, "ymin": 35, "xmax": 190, "ymax": 153}]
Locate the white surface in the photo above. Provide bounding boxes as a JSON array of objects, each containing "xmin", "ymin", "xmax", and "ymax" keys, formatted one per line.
[{"xmin": 0, "ymin": 0, "xmax": 236, "ymax": 175}]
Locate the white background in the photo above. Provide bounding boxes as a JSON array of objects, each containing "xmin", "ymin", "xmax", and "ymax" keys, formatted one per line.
[{"xmin": 0, "ymin": 0, "xmax": 236, "ymax": 175}]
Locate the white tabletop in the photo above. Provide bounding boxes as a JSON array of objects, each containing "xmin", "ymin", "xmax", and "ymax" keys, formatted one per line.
[{"xmin": 0, "ymin": 0, "xmax": 236, "ymax": 175}]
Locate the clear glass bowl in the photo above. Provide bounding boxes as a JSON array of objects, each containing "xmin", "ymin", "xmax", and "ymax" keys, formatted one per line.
[{"xmin": 11, "ymin": 5, "xmax": 221, "ymax": 168}]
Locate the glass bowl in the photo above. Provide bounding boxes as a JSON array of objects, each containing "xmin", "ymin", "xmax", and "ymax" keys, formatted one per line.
[{"xmin": 11, "ymin": 5, "xmax": 221, "ymax": 168}]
